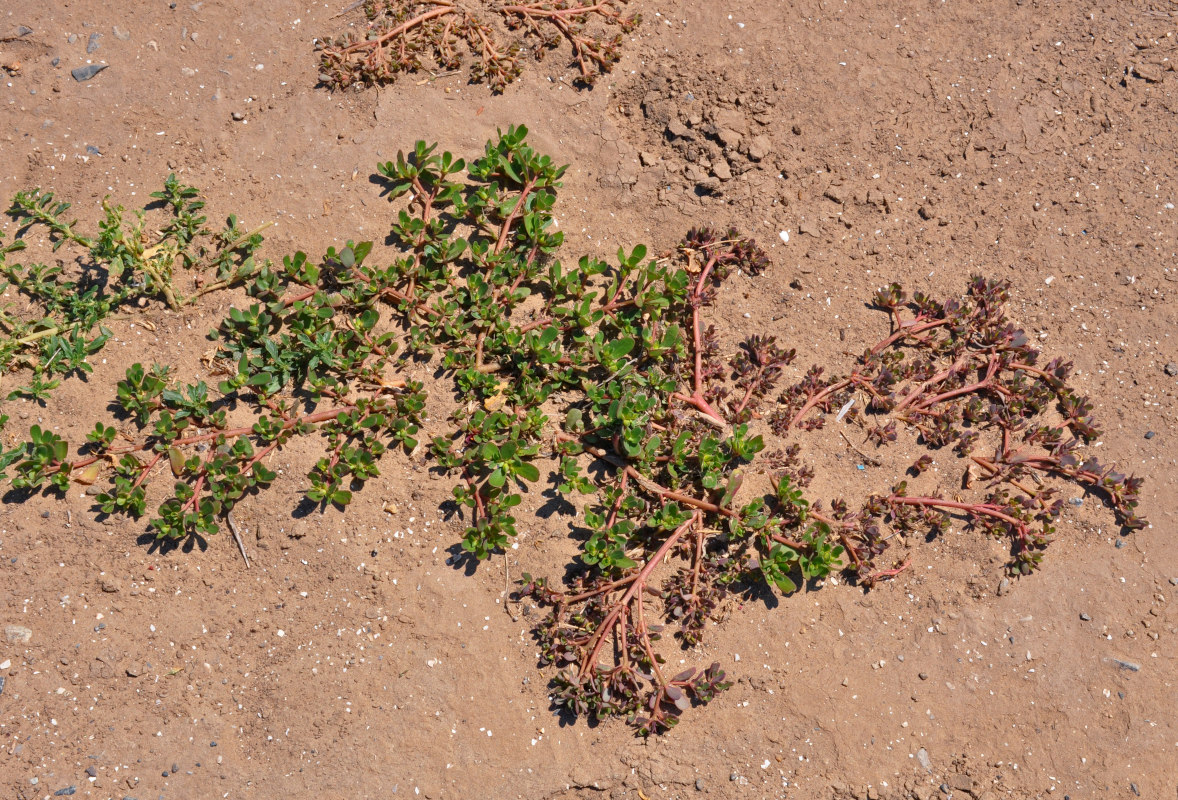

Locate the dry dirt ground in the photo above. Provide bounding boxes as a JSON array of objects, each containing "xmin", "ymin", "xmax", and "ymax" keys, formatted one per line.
[{"xmin": 2, "ymin": 1, "xmax": 1178, "ymax": 799}]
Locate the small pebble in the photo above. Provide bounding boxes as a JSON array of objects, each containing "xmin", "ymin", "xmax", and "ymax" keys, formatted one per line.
[
  {"xmin": 161, "ymin": 771, "xmax": 169, "ymax": 778},
  {"xmin": 1115, "ymin": 539, "xmax": 1126, "ymax": 549},
  {"xmin": 0, "ymin": 659, "xmax": 10, "ymax": 669},
  {"xmin": 71, "ymin": 64, "xmax": 108, "ymax": 82},
  {"xmin": 86, "ymin": 32, "xmax": 100, "ymax": 53},
  {"xmin": 730, "ymin": 772, "xmax": 739, "ymax": 782},
  {"xmin": 53, "ymin": 788, "xmax": 76, "ymax": 797},
  {"xmin": 1144, "ymin": 431, "xmax": 1155, "ymax": 439},
  {"xmin": 1169, "ymin": 577, "xmax": 1178, "ymax": 586},
  {"xmin": 84, "ymin": 766, "xmax": 97, "ymax": 778},
  {"xmin": 997, "ymin": 577, "xmax": 1010, "ymax": 596},
  {"xmin": 4, "ymin": 624, "xmax": 33, "ymax": 644},
  {"xmin": 231, "ymin": 111, "xmax": 244, "ymax": 121},
  {"xmin": 1080, "ymin": 613, "xmax": 1091, "ymax": 621},
  {"xmin": 918, "ymin": 672, "xmax": 929, "ymax": 680},
  {"xmin": 171, "ymin": 763, "xmax": 179, "ymax": 774},
  {"xmin": 696, "ymin": 778, "xmax": 704, "ymax": 791},
  {"xmin": 1165, "ymin": 362, "xmax": 1178, "ymax": 377},
  {"xmin": 17, "ymin": 25, "xmax": 33, "ymax": 35},
  {"xmin": 0, "ymin": 676, "xmax": 6, "ymax": 696}
]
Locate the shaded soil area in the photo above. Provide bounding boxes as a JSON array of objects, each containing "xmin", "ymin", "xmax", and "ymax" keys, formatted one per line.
[{"xmin": 1, "ymin": 1, "xmax": 1176, "ymax": 799}]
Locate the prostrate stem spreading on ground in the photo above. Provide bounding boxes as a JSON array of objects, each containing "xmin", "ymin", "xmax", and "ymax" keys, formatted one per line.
[
  {"xmin": 0, "ymin": 128, "xmax": 1146, "ymax": 734},
  {"xmin": 317, "ymin": 0, "xmax": 639, "ymax": 91}
]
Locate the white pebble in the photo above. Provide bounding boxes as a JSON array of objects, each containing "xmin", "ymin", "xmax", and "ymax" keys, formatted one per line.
[{"xmin": 778, "ymin": 230, "xmax": 790, "ymax": 243}]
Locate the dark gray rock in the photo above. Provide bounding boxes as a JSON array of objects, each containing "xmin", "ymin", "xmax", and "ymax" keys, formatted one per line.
[{"xmin": 71, "ymin": 64, "xmax": 108, "ymax": 82}]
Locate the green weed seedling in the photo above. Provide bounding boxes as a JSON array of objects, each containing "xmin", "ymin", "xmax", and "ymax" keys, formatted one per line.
[{"xmin": 1, "ymin": 176, "xmax": 269, "ymax": 401}]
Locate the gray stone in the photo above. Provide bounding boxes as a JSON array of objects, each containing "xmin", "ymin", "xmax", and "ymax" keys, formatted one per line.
[
  {"xmin": 916, "ymin": 748, "xmax": 932, "ymax": 771},
  {"xmin": 1165, "ymin": 362, "xmax": 1178, "ymax": 377},
  {"xmin": 71, "ymin": 64, "xmax": 108, "ymax": 82},
  {"xmin": 113, "ymin": 27, "xmax": 131, "ymax": 41},
  {"xmin": 996, "ymin": 578, "xmax": 1010, "ymax": 596},
  {"xmin": 4, "ymin": 625, "xmax": 32, "ymax": 644},
  {"xmin": 86, "ymin": 33, "xmax": 101, "ymax": 53}
]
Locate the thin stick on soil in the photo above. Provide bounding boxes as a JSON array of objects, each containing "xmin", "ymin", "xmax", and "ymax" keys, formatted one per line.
[{"xmin": 226, "ymin": 508, "xmax": 250, "ymax": 568}]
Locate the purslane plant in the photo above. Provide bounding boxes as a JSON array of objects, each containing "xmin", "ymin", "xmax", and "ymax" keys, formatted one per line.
[
  {"xmin": 0, "ymin": 176, "xmax": 269, "ymax": 402},
  {"xmin": 0, "ymin": 128, "xmax": 1146, "ymax": 734},
  {"xmin": 0, "ymin": 240, "xmax": 425, "ymax": 540},
  {"xmin": 317, "ymin": 0, "xmax": 639, "ymax": 92}
]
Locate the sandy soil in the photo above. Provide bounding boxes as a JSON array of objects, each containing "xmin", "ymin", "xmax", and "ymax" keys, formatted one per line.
[{"xmin": 1, "ymin": 1, "xmax": 1176, "ymax": 799}]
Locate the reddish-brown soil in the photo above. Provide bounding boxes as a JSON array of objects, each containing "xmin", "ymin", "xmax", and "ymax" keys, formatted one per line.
[{"xmin": 2, "ymin": 2, "xmax": 1177, "ymax": 799}]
